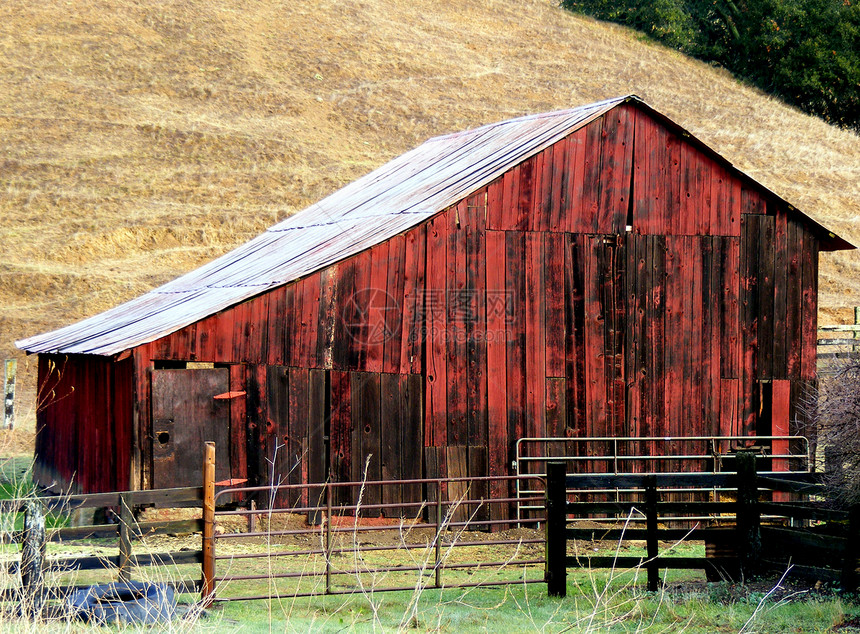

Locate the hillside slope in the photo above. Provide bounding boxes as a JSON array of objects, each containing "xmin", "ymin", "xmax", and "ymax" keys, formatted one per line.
[{"xmin": 2, "ymin": 0, "xmax": 858, "ymax": 425}]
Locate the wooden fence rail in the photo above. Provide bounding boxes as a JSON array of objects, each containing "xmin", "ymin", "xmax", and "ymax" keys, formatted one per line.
[
  {"xmin": 545, "ymin": 453, "xmax": 859, "ymax": 597},
  {"xmin": 1, "ymin": 484, "xmax": 205, "ymax": 613}
]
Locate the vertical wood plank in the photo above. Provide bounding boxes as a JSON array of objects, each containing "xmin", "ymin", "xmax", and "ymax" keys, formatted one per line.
[
  {"xmin": 400, "ymin": 225, "xmax": 426, "ymax": 374},
  {"xmin": 383, "ymin": 236, "xmax": 406, "ymax": 374},
  {"xmin": 447, "ymin": 203, "xmax": 468, "ymax": 446},
  {"xmin": 800, "ymin": 228, "xmax": 819, "ymax": 380},
  {"xmin": 548, "ymin": 136, "xmax": 568, "ymax": 233},
  {"xmin": 466, "ymin": 193, "xmax": 488, "ymax": 448},
  {"xmin": 331, "ymin": 258, "xmax": 356, "ymax": 370},
  {"xmin": 266, "ymin": 286, "xmax": 286, "ymax": 366},
  {"xmin": 486, "ymin": 178, "xmax": 505, "ymax": 232},
  {"xmin": 524, "ymin": 233, "xmax": 546, "ymax": 440},
  {"xmin": 425, "ymin": 215, "xmax": 448, "ymax": 448},
  {"xmin": 366, "ymin": 244, "xmax": 389, "ymax": 374},
  {"xmin": 266, "ymin": 366, "xmax": 290, "ymax": 506},
  {"xmin": 505, "ymin": 231, "xmax": 526, "ymax": 450},
  {"xmin": 690, "ymin": 237, "xmax": 704, "ymax": 436},
  {"xmin": 740, "ymin": 216, "xmax": 760, "ymax": 435},
  {"xmin": 380, "ymin": 373, "xmax": 402, "ymax": 515},
  {"xmin": 247, "ymin": 294, "xmax": 269, "ymax": 365},
  {"xmin": 307, "ymin": 369, "xmax": 327, "ymax": 519},
  {"xmin": 565, "ymin": 129, "xmax": 587, "ymax": 233},
  {"xmin": 720, "ymin": 378, "xmax": 740, "ymax": 437},
  {"xmin": 772, "ymin": 379, "xmax": 791, "ymax": 473},
  {"xmin": 529, "ymin": 150, "xmax": 546, "ymax": 232},
  {"xmin": 757, "ymin": 215, "xmax": 776, "ymax": 379},
  {"xmin": 537, "ymin": 144, "xmax": 555, "ymax": 233},
  {"xmin": 545, "ymin": 378, "xmax": 567, "ymax": 439},
  {"xmin": 785, "ymin": 219, "xmax": 802, "ymax": 379},
  {"xmin": 353, "ymin": 372, "xmax": 381, "ymax": 509},
  {"xmin": 515, "ymin": 157, "xmax": 535, "ymax": 231},
  {"xmin": 566, "ymin": 234, "xmax": 588, "ymax": 437},
  {"xmin": 329, "ymin": 370, "xmax": 352, "ymax": 505},
  {"xmin": 500, "ymin": 164, "xmax": 521, "ymax": 230},
  {"xmin": 401, "ymin": 374, "xmax": 424, "ymax": 515},
  {"xmin": 597, "ymin": 104, "xmax": 634, "ymax": 234},
  {"xmin": 721, "ymin": 237, "xmax": 741, "ymax": 379},
  {"xmin": 288, "ymin": 367, "xmax": 310, "ymax": 505},
  {"xmin": 581, "ymin": 117, "xmax": 603, "ymax": 232},
  {"xmin": 229, "ymin": 364, "xmax": 248, "ymax": 487},
  {"xmin": 349, "ymin": 250, "xmax": 372, "ymax": 371},
  {"xmin": 544, "ymin": 233, "xmax": 566, "ymax": 377},
  {"xmin": 287, "ymin": 279, "xmax": 303, "ymax": 367},
  {"xmin": 485, "ymin": 230, "xmax": 508, "ymax": 526},
  {"xmin": 772, "ymin": 208, "xmax": 789, "ymax": 378},
  {"xmin": 317, "ymin": 266, "xmax": 339, "ymax": 370},
  {"xmin": 446, "ymin": 446, "xmax": 469, "ymax": 523},
  {"xmin": 632, "ymin": 110, "xmax": 658, "ymax": 234},
  {"xmin": 663, "ymin": 237, "xmax": 684, "ymax": 436}
]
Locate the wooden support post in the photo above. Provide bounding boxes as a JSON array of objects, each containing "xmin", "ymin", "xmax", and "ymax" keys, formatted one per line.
[
  {"xmin": 247, "ymin": 499, "xmax": 257, "ymax": 533},
  {"xmin": 545, "ymin": 461, "xmax": 567, "ymax": 598},
  {"xmin": 201, "ymin": 441, "xmax": 215, "ymax": 607},
  {"xmin": 841, "ymin": 504, "xmax": 860, "ymax": 592},
  {"xmin": 21, "ymin": 500, "xmax": 45, "ymax": 619},
  {"xmin": 736, "ymin": 451, "xmax": 761, "ymax": 579},
  {"xmin": 645, "ymin": 474, "xmax": 660, "ymax": 592},
  {"xmin": 118, "ymin": 492, "xmax": 132, "ymax": 582},
  {"xmin": 3, "ymin": 359, "xmax": 15, "ymax": 430}
]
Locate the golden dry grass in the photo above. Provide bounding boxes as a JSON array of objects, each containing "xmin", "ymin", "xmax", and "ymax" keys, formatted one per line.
[{"xmin": 1, "ymin": 0, "xmax": 858, "ymax": 434}]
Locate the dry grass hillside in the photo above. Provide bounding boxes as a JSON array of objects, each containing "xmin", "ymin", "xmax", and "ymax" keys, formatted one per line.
[{"xmin": 1, "ymin": 0, "xmax": 858, "ymax": 431}]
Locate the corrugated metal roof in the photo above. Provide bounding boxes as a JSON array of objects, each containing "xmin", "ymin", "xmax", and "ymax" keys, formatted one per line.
[{"xmin": 16, "ymin": 95, "xmax": 853, "ymax": 356}]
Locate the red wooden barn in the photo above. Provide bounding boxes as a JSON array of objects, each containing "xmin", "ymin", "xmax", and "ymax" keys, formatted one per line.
[{"xmin": 18, "ymin": 96, "xmax": 853, "ymax": 511}]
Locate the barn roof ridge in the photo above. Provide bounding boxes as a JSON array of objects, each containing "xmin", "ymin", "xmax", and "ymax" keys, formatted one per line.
[{"xmin": 16, "ymin": 95, "xmax": 852, "ymax": 357}]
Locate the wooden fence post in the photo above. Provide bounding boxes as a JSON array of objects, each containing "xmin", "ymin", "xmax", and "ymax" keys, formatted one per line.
[
  {"xmin": 118, "ymin": 492, "xmax": 132, "ymax": 582},
  {"xmin": 201, "ymin": 442, "xmax": 215, "ymax": 607},
  {"xmin": 21, "ymin": 500, "xmax": 45, "ymax": 619},
  {"xmin": 842, "ymin": 504, "xmax": 860, "ymax": 592},
  {"xmin": 545, "ymin": 461, "xmax": 567, "ymax": 598},
  {"xmin": 736, "ymin": 451, "xmax": 761, "ymax": 578},
  {"xmin": 854, "ymin": 307, "xmax": 860, "ymax": 353},
  {"xmin": 645, "ymin": 474, "xmax": 660, "ymax": 592},
  {"xmin": 3, "ymin": 359, "xmax": 15, "ymax": 430}
]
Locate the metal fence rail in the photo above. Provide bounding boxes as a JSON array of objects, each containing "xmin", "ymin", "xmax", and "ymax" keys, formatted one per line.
[
  {"xmin": 210, "ymin": 474, "xmax": 547, "ymax": 603},
  {"xmin": 515, "ymin": 435, "xmax": 811, "ymax": 522}
]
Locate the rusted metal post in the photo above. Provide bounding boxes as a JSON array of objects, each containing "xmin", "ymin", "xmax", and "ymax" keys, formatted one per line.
[
  {"xmin": 21, "ymin": 500, "xmax": 45, "ymax": 618},
  {"xmin": 118, "ymin": 492, "xmax": 132, "ymax": 582},
  {"xmin": 435, "ymin": 479, "xmax": 443, "ymax": 589},
  {"xmin": 736, "ymin": 451, "xmax": 761, "ymax": 579},
  {"xmin": 3, "ymin": 359, "xmax": 15, "ymax": 430},
  {"xmin": 201, "ymin": 442, "xmax": 216, "ymax": 607},
  {"xmin": 325, "ymin": 483, "xmax": 332, "ymax": 594},
  {"xmin": 645, "ymin": 474, "xmax": 660, "ymax": 591},
  {"xmin": 545, "ymin": 462, "xmax": 567, "ymax": 598}
]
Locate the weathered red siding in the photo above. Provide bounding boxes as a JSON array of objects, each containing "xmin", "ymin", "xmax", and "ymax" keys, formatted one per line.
[
  {"xmin": 35, "ymin": 354, "xmax": 133, "ymax": 493},
  {"xmin": 35, "ymin": 102, "xmax": 826, "ymax": 511}
]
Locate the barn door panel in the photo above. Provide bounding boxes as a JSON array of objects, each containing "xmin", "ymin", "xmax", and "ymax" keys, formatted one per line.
[
  {"xmin": 575, "ymin": 235, "xmax": 626, "ymax": 440},
  {"xmin": 151, "ymin": 368, "xmax": 230, "ymax": 489}
]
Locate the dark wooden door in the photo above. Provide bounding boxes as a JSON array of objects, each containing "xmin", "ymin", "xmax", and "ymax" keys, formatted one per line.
[{"xmin": 151, "ymin": 368, "xmax": 230, "ymax": 488}]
